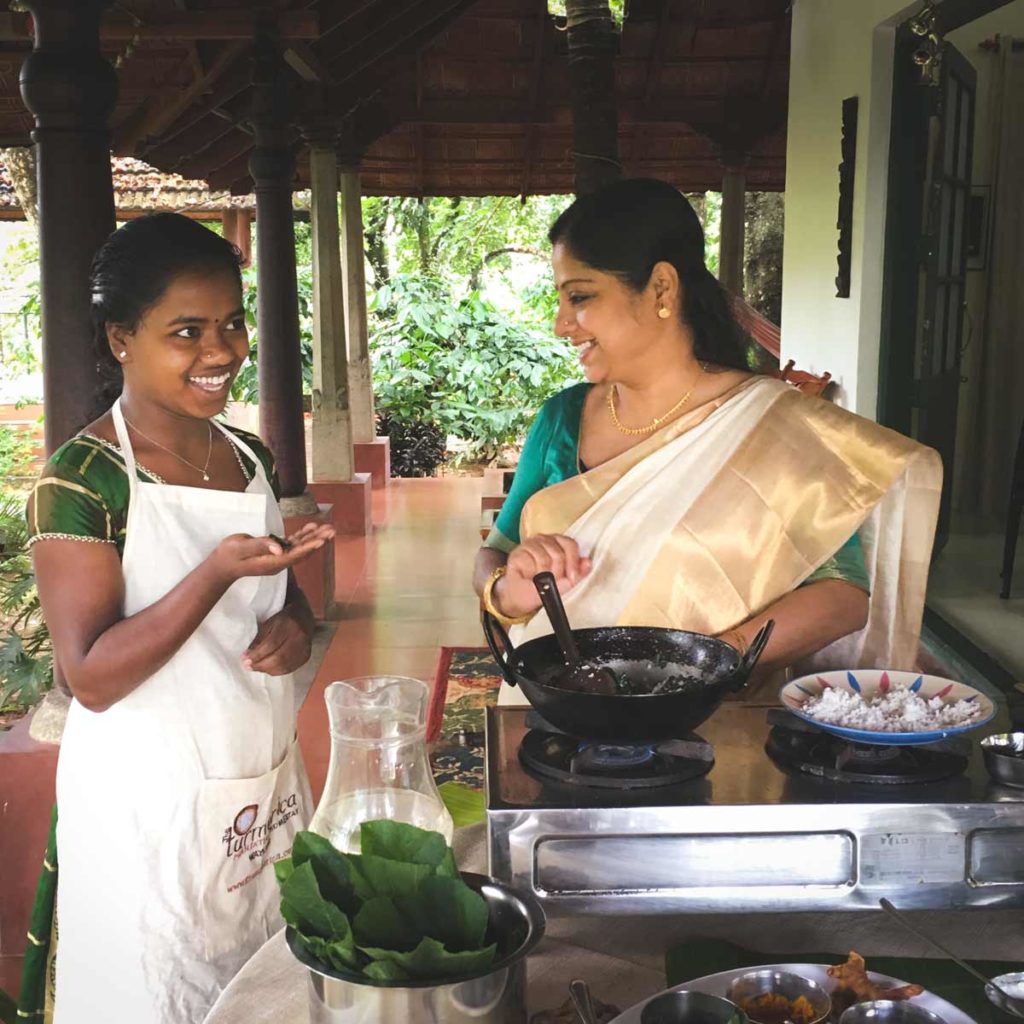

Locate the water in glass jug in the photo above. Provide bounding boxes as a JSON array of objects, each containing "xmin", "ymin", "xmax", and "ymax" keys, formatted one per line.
[{"xmin": 308, "ymin": 676, "xmax": 454, "ymax": 852}]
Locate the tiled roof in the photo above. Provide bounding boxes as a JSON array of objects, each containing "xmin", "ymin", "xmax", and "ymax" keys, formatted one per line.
[{"xmin": 0, "ymin": 156, "xmax": 254, "ymax": 216}]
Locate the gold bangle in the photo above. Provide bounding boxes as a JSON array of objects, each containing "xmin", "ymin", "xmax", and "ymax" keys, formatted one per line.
[
  {"xmin": 481, "ymin": 565, "xmax": 531, "ymax": 627},
  {"xmin": 719, "ymin": 628, "xmax": 749, "ymax": 656}
]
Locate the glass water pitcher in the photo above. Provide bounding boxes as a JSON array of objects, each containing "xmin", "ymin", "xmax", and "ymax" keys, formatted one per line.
[{"xmin": 308, "ymin": 676, "xmax": 454, "ymax": 853}]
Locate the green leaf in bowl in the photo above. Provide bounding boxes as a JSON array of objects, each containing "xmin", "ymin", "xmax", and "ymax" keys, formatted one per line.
[
  {"xmin": 281, "ymin": 861, "xmax": 350, "ymax": 940},
  {"xmin": 401, "ymin": 876, "xmax": 489, "ymax": 952},
  {"xmin": 353, "ymin": 896, "xmax": 421, "ymax": 952}
]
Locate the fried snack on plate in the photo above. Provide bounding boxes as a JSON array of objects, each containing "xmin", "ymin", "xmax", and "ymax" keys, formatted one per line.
[{"xmin": 828, "ymin": 952, "xmax": 925, "ymax": 1017}]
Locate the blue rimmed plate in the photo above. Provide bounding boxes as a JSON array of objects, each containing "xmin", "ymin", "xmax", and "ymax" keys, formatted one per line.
[{"xmin": 779, "ymin": 669, "xmax": 996, "ymax": 746}]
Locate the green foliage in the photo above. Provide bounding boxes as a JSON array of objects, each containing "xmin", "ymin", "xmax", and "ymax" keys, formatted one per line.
[
  {"xmin": 230, "ymin": 265, "xmax": 314, "ymax": 404},
  {"xmin": 376, "ymin": 412, "xmax": 447, "ymax": 478},
  {"xmin": 0, "ymin": 423, "xmax": 36, "ymax": 481},
  {"xmin": 278, "ymin": 823, "xmax": 497, "ymax": 984},
  {"xmin": 0, "ymin": 490, "xmax": 52, "ymax": 711},
  {"xmin": 370, "ymin": 275, "xmax": 579, "ymax": 463}
]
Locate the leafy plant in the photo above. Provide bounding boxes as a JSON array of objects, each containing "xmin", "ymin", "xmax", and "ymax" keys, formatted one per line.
[
  {"xmin": 230, "ymin": 265, "xmax": 314, "ymax": 404},
  {"xmin": 369, "ymin": 274, "xmax": 579, "ymax": 464},
  {"xmin": 376, "ymin": 411, "xmax": 447, "ymax": 478},
  {"xmin": 277, "ymin": 823, "xmax": 496, "ymax": 983},
  {"xmin": 0, "ymin": 423, "xmax": 36, "ymax": 482},
  {"xmin": 0, "ymin": 490, "xmax": 52, "ymax": 711}
]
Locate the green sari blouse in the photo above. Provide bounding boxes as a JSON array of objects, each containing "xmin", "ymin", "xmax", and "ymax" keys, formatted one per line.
[
  {"xmin": 487, "ymin": 382, "xmax": 870, "ymax": 592},
  {"xmin": 27, "ymin": 426, "xmax": 280, "ymax": 557}
]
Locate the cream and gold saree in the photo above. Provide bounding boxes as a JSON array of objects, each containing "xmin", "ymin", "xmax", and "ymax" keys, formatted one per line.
[{"xmin": 499, "ymin": 376, "xmax": 942, "ymax": 705}]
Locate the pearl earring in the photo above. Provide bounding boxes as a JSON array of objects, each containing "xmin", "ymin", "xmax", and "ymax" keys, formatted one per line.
[
  {"xmin": 118, "ymin": 352, "xmax": 127, "ymax": 360},
  {"xmin": 658, "ymin": 307, "xmax": 671, "ymax": 319}
]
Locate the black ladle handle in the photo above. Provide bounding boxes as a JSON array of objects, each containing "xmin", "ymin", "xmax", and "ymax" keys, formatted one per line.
[
  {"xmin": 533, "ymin": 572, "xmax": 582, "ymax": 667},
  {"xmin": 741, "ymin": 619, "xmax": 775, "ymax": 677},
  {"xmin": 727, "ymin": 619, "xmax": 776, "ymax": 693}
]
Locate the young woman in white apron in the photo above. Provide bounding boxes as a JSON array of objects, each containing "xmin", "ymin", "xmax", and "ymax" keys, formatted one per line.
[{"xmin": 25, "ymin": 214, "xmax": 334, "ymax": 1023}]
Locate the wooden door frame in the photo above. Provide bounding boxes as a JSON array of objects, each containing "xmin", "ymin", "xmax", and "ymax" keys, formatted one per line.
[{"xmin": 877, "ymin": 0, "xmax": 1016, "ymax": 431}]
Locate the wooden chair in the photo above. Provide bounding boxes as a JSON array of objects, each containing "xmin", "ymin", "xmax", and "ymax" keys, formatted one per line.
[
  {"xmin": 772, "ymin": 358, "xmax": 834, "ymax": 398},
  {"xmin": 1000, "ymin": 417, "xmax": 1024, "ymax": 600}
]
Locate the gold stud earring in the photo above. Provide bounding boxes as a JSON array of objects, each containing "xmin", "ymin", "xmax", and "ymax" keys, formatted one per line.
[{"xmin": 658, "ymin": 307, "xmax": 671, "ymax": 319}]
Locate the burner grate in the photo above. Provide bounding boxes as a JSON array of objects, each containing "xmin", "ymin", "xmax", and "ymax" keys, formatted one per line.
[
  {"xmin": 764, "ymin": 711, "xmax": 969, "ymax": 785},
  {"xmin": 518, "ymin": 728, "xmax": 713, "ymax": 789}
]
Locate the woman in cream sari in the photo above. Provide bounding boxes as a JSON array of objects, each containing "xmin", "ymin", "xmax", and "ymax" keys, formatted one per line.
[{"xmin": 474, "ymin": 179, "xmax": 942, "ymax": 703}]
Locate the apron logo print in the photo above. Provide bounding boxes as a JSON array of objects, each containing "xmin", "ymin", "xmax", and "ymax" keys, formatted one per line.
[
  {"xmin": 233, "ymin": 804, "xmax": 259, "ymax": 836},
  {"xmin": 222, "ymin": 793, "xmax": 302, "ymax": 861}
]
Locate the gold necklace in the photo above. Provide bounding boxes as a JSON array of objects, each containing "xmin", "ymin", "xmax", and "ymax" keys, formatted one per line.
[
  {"xmin": 607, "ymin": 363, "xmax": 707, "ymax": 436},
  {"xmin": 123, "ymin": 415, "xmax": 214, "ymax": 481}
]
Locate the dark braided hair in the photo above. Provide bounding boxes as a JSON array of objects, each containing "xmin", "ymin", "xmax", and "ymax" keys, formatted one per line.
[
  {"xmin": 88, "ymin": 213, "xmax": 244, "ymax": 420},
  {"xmin": 548, "ymin": 178, "xmax": 752, "ymax": 372}
]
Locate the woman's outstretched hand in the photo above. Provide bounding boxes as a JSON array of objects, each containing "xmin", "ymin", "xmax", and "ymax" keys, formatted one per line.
[
  {"xmin": 210, "ymin": 522, "xmax": 335, "ymax": 583},
  {"xmin": 494, "ymin": 534, "xmax": 592, "ymax": 619}
]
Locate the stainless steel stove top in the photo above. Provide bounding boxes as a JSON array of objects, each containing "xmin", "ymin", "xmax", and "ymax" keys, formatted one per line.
[{"xmin": 485, "ymin": 705, "xmax": 1024, "ymax": 916}]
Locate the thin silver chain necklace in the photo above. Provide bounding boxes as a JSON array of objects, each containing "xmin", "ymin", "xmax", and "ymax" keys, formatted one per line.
[{"xmin": 123, "ymin": 415, "xmax": 214, "ymax": 481}]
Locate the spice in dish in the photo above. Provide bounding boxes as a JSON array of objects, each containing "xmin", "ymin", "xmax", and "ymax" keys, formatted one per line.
[{"xmin": 739, "ymin": 992, "xmax": 818, "ymax": 1024}]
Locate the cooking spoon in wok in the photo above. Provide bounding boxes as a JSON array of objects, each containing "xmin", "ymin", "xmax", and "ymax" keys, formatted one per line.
[{"xmin": 533, "ymin": 572, "xmax": 618, "ymax": 696}]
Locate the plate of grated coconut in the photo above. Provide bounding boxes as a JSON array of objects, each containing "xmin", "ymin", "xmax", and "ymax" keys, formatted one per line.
[{"xmin": 780, "ymin": 670, "xmax": 996, "ymax": 746}]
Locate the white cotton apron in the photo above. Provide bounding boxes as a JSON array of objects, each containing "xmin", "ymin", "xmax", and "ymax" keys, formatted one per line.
[{"xmin": 54, "ymin": 399, "xmax": 312, "ymax": 1024}]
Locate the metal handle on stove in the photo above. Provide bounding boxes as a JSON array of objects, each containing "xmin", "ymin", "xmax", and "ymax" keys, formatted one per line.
[
  {"xmin": 730, "ymin": 619, "xmax": 775, "ymax": 692},
  {"xmin": 481, "ymin": 610, "xmax": 519, "ymax": 687}
]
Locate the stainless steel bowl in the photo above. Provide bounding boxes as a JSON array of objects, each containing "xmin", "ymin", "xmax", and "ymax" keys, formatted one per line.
[
  {"xmin": 839, "ymin": 1001, "xmax": 946, "ymax": 1024},
  {"xmin": 986, "ymin": 972, "xmax": 1024, "ymax": 1019},
  {"xmin": 287, "ymin": 872, "xmax": 545, "ymax": 1024},
  {"xmin": 641, "ymin": 990, "xmax": 749, "ymax": 1024},
  {"xmin": 726, "ymin": 970, "xmax": 831, "ymax": 1024},
  {"xmin": 982, "ymin": 734, "xmax": 1024, "ymax": 788}
]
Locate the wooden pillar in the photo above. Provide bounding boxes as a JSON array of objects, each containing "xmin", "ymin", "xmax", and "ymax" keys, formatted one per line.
[
  {"xmin": 338, "ymin": 165, "xmax": 375, "ymax": 445},
  {"xmin": 221, "ymin": 208, "xmax": 253, "ymax": 267},
  {"xmin": 248, "ymin": 32, "xmax": 311, "ymax": 505},
  {"xmin": 566, "ymin": 0, "xmax": 620, "ymax": 195},
  {"xmin": 306, "ymin": 133, "xmax": 353, "ymax": 481},
  {"xmin": 719, "ymin": 158, "xmax": 747, "ymax": 296},
  {"xmin": 20, "ymin": 0, "xmax": 117, "ymax": 452}
]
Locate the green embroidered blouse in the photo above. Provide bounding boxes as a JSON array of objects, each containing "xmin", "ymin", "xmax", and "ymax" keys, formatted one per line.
[
  {"xmin": 26, "ymin": 427, "xmax": 280, "ymax": 558},
  {"xmin": 486, "ymin": 383, "xmax": 870, "ymax": 592}
]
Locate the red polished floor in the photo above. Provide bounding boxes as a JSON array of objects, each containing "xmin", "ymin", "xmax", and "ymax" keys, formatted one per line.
[{"xmin": 0, "ymin": 475, "xmax": 486, "ymax": 1003}]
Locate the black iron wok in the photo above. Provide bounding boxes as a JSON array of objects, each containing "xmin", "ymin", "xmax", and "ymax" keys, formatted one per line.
[{"xmin": 482, "ymin": 613, "xmax": 774, "ymax": 742}]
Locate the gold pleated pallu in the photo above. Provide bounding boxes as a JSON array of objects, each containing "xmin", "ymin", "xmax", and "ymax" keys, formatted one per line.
[{"xmin": 499, "ymin": 377, "xmax": 942, "ymax": 705}]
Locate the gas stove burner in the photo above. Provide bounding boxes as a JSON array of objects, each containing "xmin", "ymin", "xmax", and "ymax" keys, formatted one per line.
[
  {"xmin": 518, "ymin": 728, "xmax": 714, "ymax": 789},
  {"xmin": 765, "ymin": 714, "xmax": 970, "ymax": 785}
]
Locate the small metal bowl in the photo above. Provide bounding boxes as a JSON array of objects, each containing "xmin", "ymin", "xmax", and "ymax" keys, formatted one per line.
[
  {"xmin": 642, "ymin": 990, "xmax": 749, "ymax": 1024},
  {"xmin": 982, "ymin": 734, "xmax": 1024, "ymax": 789},
  {"xmin": 726, "ymin": 970, "xmax": 831, "ymax": 1024},
  {"xmin": 839, "ymin": 1001, "xmax": 946, "ymax": 1024},
  {"xmin": 986, "ymin": 972, "xmax": 1024, "ymax": 1019}
]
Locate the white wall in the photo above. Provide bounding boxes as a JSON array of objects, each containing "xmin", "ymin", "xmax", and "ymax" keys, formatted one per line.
[
  {"xmin": 781, "ymin": 0, "xmax": 1024, "ymax": 419},
  {"xmin": 780, "ymin": 0, "xmax": 916, "ymax": 415}
]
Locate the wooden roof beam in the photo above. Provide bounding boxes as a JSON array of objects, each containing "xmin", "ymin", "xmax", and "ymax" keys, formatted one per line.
[
  {"xmin": 0, "ymin": 10, "xmax": 317, "ymax": 42},
  {"xmin": 519, "ymin": 0, "xmax": 549, "ymax": 200},
  {"xmin": 386, "ymin": 95, "xmax": 788, "ymax": 126},
  {"xmin": 142, "ymin": 114, "xmax": 239, "ymax": 174},
  {"xmin": 114, "ymin": 40, "xmax": 248, "ymax": 155},
  {"xmin": 177, "ymin": 128, "xmax": 253, "ymax": 183},
  {"xmin": 284, "ymin": 42, "xmax": 334, "ymax": 84},
  {"xmin": 141, "ymin": 63, "xmax": 253, "ymax": 155},
  {"xmin": 327, "ymin": 0, "xmax": 482, "ymax": 88},
  {"xmin": 628, "ymin": 0, "xmax": 675, "ymax": 173},
  {"xmin": 756, "ymin": 0, "xmax": 791, "ymax": 99}
]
